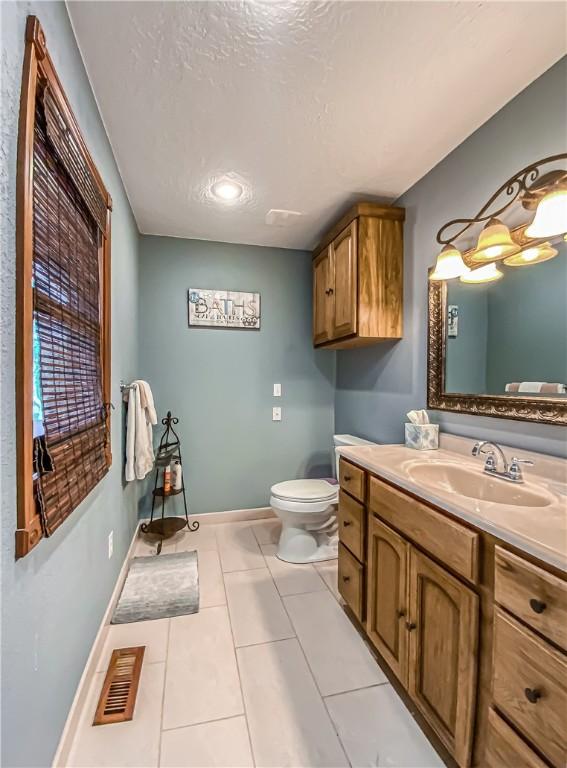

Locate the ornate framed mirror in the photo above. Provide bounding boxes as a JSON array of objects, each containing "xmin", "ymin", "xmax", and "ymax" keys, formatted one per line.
[{"xmin": 427, "ymin": 273, "xmax": 567, "ymax": 425}]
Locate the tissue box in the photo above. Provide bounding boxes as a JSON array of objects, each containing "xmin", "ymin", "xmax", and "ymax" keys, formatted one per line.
[{"xmin": 405, "ymin": 423, "xmax": 439, "ymax": 450}]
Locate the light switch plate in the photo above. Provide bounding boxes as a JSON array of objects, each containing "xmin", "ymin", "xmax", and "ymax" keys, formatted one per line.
[
  {"xmin": 273, "ymin": 383, "xmax": 281, "ymax": 397},
  {"xmin": 272, "ymin": 407, "xmax": 282, "ymax": 421}
]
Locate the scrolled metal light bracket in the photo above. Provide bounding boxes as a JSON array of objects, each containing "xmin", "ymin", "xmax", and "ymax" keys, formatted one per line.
[{"xmin": 436, "ymin": 154, "xmax": 567, "ymax": 246}]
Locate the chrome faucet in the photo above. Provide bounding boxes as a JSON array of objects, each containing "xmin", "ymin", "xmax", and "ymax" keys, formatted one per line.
[{"xmin": 472, "ymin": 441, "xmax": 534, "ymax": 484}]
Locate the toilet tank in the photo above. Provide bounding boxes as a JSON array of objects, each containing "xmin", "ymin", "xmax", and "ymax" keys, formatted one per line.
[{"xmin": 332, "ymin": 434, "xmax": 376, "ymax": 478}]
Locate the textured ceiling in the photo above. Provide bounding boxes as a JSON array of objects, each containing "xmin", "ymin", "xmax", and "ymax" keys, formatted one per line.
[{"xmin": 68, "ymin": 1, "xmax": 566, "ymax": 250}]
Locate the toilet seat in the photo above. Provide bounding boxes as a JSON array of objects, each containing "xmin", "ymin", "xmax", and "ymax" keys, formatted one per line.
[{"xmin": 270, "ymin": 479, "xmax": 338, "ymax": 504}]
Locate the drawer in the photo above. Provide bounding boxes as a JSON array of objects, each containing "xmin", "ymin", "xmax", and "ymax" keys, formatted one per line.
[
  {"xmin": 338, "ymin": 489, "xmax": 364, "ymax": 561},
  {"xmin": 484, "ymin": 708, "xmax": 547, "ymax": 768},
  {"xmin": 338, "ymin": 542, "xmax": 364, "ymax": 622},
  {"xmin": 495, "ymin": 547, "xmax": 567, "ymax": 650},
  {"xmin": 492, "ymin": 608, "xmax": 567, "ymax": 768},
  {"xmin": 369, "ymin": 476, "xmax": 479, "ymax": 583},
  {"xmin": 339, "ymin": 459, "xmax": 365, "ymax": 503}
]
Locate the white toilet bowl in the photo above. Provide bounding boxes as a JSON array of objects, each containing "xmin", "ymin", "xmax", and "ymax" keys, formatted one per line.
[
  {"xmin": 270, "ymin": 435, "xmax": 375, "ymax": 564},
  {"xmin": 270, "ymin": 479, "xmax": 339, "ymax": 564}
]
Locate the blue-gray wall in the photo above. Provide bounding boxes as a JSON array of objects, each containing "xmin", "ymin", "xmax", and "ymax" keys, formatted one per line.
[
  {"xmin": 1, "ymin": 4, "xmax": 140, "ymax": 766},
  {"xmin": 138, "ymin": 236, "xmax": 336, "ymax": 515},
  {"xmin": 445, "ymin": 282, "xmax": 488, "ymax": 395},
  {"xmin": 335, "ymin": 57, "xmax": 567, "ymax": 458}
]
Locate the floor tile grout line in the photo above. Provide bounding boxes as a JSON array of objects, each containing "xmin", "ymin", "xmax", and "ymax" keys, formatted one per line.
[
  {"xmin": 322, "ymin": 680, "xmax": 391, "ymax": 699},
  {"xmin": 234, "ymin": 633, "xmax": 297, "ymax": 650},
  {"xmin": 160, "ymin": 712, "xmax": 252, "ymax": 735},
  {"xmin": 156, "ymin": 617, "xmax": 172, "ymax": 766},
  {"xmin": 222, "ymin": 563, "xmax": 258, "ymax": 768},
  {"xmin": 278, "ymin": 589, "xmax": 351, "ymax": 767}
]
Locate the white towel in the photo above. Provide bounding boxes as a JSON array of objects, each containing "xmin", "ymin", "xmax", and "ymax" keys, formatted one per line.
[{"xmin": 125, "ymin": 380, "xmax": 158, "ymax": 481}]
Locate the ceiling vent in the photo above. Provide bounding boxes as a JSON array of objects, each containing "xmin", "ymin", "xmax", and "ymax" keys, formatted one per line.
[
  {"xmin": 265, "ymin": 209, "xmax": 303, "ymax": 227},
  {"xmin": 93, "ymin": 646, "xmax": 145, "ymax": 725}
]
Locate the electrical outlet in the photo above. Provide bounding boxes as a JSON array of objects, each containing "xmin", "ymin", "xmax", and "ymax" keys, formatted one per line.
[
  {"xmin": 108, "ymin": 530, "xmax": 114, "ymax": 559},
  {"xmin": 273, "ymin": 383, "xmax": 281, "ymax": 397},
  {"xmin": 272, "ymin": 407, "xmax": 282, "ymax": 421}
]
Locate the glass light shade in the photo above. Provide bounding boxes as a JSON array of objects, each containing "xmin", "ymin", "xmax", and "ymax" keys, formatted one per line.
[
  {"xmin": 460, "ymin": 263, "xmax": 503, "ymax": 283},
  {"xmin": 471, "ymin": 218, "xmax": 520, "ymax": 262},
  {"xmin": 503, "ymin": 242, "xmax": 558, "ymax": 267},
  {"xmin": 525, "ymin": 188, "xmax": 567, "ymax": 238},
  {"xmin": 429, "ymin": 244, "xmax": 470, "ymax": 280}
]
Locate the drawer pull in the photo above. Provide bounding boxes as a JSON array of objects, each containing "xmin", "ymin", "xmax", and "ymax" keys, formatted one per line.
[
  {"xmin": 343, "ymin": 474, "xmax": 352, "ymax": 482},
  {"xmin": 406, "ymin": 621, "xmax": 416, "ymax": 631},
  {"xmin": 529, "ymin": 598, "xmax": 547, "ymax": 614},
  {"xmin": 342, "ymin": 575, "xmax": 351, "ymax": 583},
  {"xmin": 524, "ymin": 687, "xmax": 542, "ymax": 704},
  {"xmin": 397, "ymin": 609, "xmax": 406, "ymax": 618},
  {"xmin": 343, "ymin": 520, "xmax": 352, "ymax": 527}
]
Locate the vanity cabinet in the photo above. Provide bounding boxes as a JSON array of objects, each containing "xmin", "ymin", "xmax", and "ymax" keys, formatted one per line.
[
  {"xmin": 338, "ymin": 459, "xmax": 567, "ymax": 768},
  {"xmin": 366, "ymin": 512, "xmax": 478, "ymax": 765},
  {"xmin": 338, "ymin": 459, "xmax": 368, "ymax": 622},
  {"xmin": 366, "ymin": 516, "xmax": 409, "ymax": 686},
  {"xmin": 312, "ymin": 203, "xmax": 405, "ymax": 349},
  {"xmin": 407, "ymin": 548, "xmax": 478, "ymax": 767}
]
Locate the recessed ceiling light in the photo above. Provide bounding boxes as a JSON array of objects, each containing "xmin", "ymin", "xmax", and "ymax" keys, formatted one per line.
[{"xmin": 211, "ymin": 179, "xmax": 244, "ymax": 202}]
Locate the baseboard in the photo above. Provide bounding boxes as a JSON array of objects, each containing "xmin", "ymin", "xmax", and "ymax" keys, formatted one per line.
[
  {"xmin": 52, "ymin": 519, "xmax": 142, "ymax": 768},
  {"xmin": 191, "ymin": 506, "xmax": 275, "ymax": 525}
]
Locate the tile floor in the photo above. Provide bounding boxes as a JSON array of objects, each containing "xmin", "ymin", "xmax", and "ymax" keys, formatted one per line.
[{"xmin": 66, "ymin": 519, "xmax": 444, "ymax": 768}]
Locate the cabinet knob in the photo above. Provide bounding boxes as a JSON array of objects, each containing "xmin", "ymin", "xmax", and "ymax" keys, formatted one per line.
[
  {"xmin": 397, "ymin": 610, "xmax": 406, "ymax": 619},
  {"xmin": 529, "ymin": 598, "xmax": 547, "ymax": 614},
  {"xmin": 343, "ymin": 475, "xmax": 352, "ymax": 482},
  {"xmin": 343, "ymin": 520, "xmax": 352, "ymax": 527},
  {"xmin": 342, "ymin": 575, "xmax": 350, "ymax": 583},
  {"xmin": 328, "ymin": 288, "xmax": 334, "ymax": 295},
  {"xmin": 524, "ymin": 688, "xmax": 542, "ymax": 704},
  {"xmin": 405, "ymin": 621, "xmax": 416, "ymax": 631}
]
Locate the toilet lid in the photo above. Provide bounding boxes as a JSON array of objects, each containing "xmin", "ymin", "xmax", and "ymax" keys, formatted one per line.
[{"xmin": 270, "ymin": 479, "xmax": 338, "ymax": 503}]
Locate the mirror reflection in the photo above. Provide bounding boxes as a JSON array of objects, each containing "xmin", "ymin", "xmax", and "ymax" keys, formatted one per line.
[{"xmin": 444, "ymin": 241, "xmax": 567, "ymax": 397}]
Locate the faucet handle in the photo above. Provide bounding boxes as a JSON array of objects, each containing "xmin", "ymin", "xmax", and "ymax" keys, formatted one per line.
[{"xmin": 508, "ymin": 456, "xmax": 535, "ymax": 482}]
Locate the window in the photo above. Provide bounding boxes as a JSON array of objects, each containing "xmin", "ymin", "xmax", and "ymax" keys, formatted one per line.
[{"xmin": 16, "ymin": 16, "xmax": 112, "ymax": 558}]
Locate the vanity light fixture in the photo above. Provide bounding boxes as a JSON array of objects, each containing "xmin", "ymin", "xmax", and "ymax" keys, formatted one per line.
[
  {"xmin": 210, "ymin": 178, "xmax": 244, "ymax": 202},
  {"xmin": 525, "ymin": 186, "xmax": 567, "ymax": 238},
  {"xmin": 460, "ymin": 263, "xmax": 503, "ymax": 283},
  {"xmin": 430, "ymin": 154, "xmax": 566, "ymax": 281},
  {"xmin": 471, "ymin": 218, "xmax": 520, "ymax": 262},
  {"xmin": 504, "ymin": 242, "xmax": 558, "ymax": 268},
  {"xmin": 429, "ymin": 244, "xmax": 470, "ymax": 281}
]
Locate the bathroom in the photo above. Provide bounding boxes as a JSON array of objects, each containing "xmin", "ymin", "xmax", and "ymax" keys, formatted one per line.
[{"xmin": 1, "ymin": 2, "xmax": 566, "ymax": 767}]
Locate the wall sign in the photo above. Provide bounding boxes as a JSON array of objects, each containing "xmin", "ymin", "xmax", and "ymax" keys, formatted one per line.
[{"xmin": 188, "ymin": 288, "xmax": 261, "ymax": 330}]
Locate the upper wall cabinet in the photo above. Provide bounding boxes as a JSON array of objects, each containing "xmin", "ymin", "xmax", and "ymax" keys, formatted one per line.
[{"xmin": 312, "ymin": 203, "xmax": 405, "ymax": 349}]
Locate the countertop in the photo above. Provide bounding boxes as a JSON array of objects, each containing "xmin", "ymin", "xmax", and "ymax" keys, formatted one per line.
[{"xmin": 338, "ymin": 434, "xmax": 567, "ymax": 573}]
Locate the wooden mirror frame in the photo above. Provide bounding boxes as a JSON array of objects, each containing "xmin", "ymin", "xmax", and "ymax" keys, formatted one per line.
[{"xmin": 427, "ymin": 279, "xmax": 567, "ymax": 425}]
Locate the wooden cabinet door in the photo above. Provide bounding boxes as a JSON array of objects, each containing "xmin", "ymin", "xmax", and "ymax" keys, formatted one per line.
[
  {"xmin": 408, "ymin": 548, "xmax": 478, "ymax": 767},
  {"xmin": 366, "ymin": 516, "xmax": 409, "ymax": 686},
  {"xmin": 313, "ymin": 247, "xmax": 332, "ymax": 344},
  {"xmin": 331, "ymin": 222, "xmax": 357, "ymax": 339}
]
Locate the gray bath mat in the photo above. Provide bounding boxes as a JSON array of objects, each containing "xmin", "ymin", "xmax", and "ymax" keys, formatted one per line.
[{"xmin": 112, "ymin": 551, "xmax": 199, "ymax": 624}]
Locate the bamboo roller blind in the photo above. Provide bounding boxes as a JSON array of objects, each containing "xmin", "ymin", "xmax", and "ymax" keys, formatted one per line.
[{"xmin": 32, "ymin": 93, "xmax": 109, "ymax": 535}]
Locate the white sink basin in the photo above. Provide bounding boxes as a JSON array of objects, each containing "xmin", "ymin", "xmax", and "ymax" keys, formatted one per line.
[{"xmin": 406, "ymin": 462, "xmax": 553, "ymax": 508}]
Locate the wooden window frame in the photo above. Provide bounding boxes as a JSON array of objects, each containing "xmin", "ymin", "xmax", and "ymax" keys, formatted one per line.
[{"xmin": 15, "ymin": 16, "xmax": 112, "ymax": 558}]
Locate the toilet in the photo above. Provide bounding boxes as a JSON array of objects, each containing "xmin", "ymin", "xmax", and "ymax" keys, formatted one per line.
[{"xmin": 270, "ymin": 434, "xmax": 375, "ymax": 563}]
